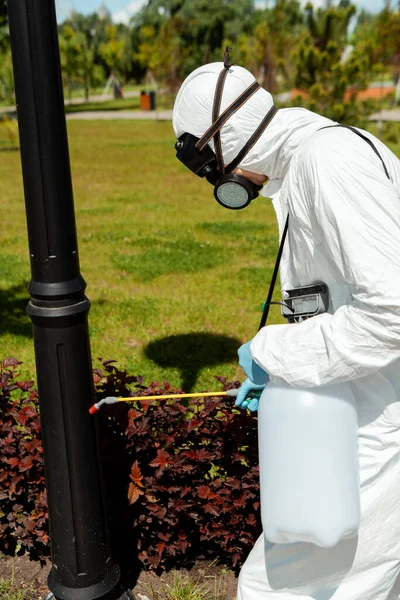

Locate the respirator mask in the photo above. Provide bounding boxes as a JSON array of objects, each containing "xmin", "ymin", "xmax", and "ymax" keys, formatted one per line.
[{"xmin": 174, "ymin": 53, "xmax": 279, "ymax": 210}]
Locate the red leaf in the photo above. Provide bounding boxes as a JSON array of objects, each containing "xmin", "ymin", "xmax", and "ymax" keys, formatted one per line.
[
  {"xmin": 2, "ymin": 357, "xmax": 20, "ymax": 368},
  {"xmin": 233, "ymin": 495, "xmax": 247, "ymax": 509},
  {"xmin": 198, "ymin": 485, "xmax": 210, "ymax": 499},
  {"xmin": 247, "ymin": 513, "xmax": 257, "ymax": 527},
  {"xmin": 3, "ymin": 457, "xmax": 19, "ymax": 468},
  {"xmin": 226, "ymin": 478, "xmax": 241, "ymax": 489},
  {"xmin": 127, "ymin": 408, "xmax": 142, "ymax": 421},
  {"xmin": 25, "ymin": 519, "xmax": 36, "ymax": 532},
  {"xmin": 132, "ymin": 418, "xmax": 150, "ymax": 435},
  {"xmin": 148, "ymin": 555, "xmax": 161, "ymax": 568},
  {"xmin": 204, "ymin": 503, "xmax": 220, "ymax": 516},
  {"xmin": 155, "ymin": 542, "xmax": 165, "ymax": 554},
  {"xmin": 196, "ymin": 448, "xmax": 212, "ymax": 462},
  {"xmin": 148, "ymin": 506, "xmax": 167, "ymax": 519},
  {"xmin": 149, "ymin": 449, "xmax": 170, "ymax": 469},
  {"xmin": 9, "ymin": 476, "xmax": 22, "ymax": 496},
  {"xmin": 16, "ymin": 380, "xmax": 34, "ymax": 391},
  {"xmin": 182, "ymin": 449, "xmax": 197, "ymax": 460},
  {"xmin": 92, "ymin": 369, "xmax": 103, "ymax": 383},
  {"xmin": 130, "ymin": 461, "xmax": 144, "ymax": 487},
  {"xmin": 168, "ymin": 498, "xmax": 192, "ymax": 511},
  {"xmin": 186, "ymin": 419, "xmax": 201, "ymax": 433},
  {"xmin": 128, "ymin": 483, "xmax": 143, "ymax": 505},
  {"xmin": 232, "ymin": 553, "xmax": 241, "ymax": 567},
  {"xmin": 164, "ymin": 433, "xmax": 177, "ymax": 446},
  {"xmin": 181, "ymin": 465, "xmax": 195, "ymax": 473},
  {"xmin": 19, "ymin": 456, "xmax": 33, "ymax": 472},
  {"xmin": 15, "ymin": 406, "xmax": 37, "ymax": 427},
  {"xmin": 176, "ymin": 539, "xmax": 190, "ymax": 552}
]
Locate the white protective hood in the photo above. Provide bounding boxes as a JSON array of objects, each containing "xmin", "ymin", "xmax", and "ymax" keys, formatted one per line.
[{"xmin": 172, "ymin": 62, "xmax": 334, "ymax": 184}]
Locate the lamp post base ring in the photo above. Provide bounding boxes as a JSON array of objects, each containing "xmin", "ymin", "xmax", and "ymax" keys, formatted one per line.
[{"xmin": 47, "ymin": 563, "xmax": 129, "ymax": 600}]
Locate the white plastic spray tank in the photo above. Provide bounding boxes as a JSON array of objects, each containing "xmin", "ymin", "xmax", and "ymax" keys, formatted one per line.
[{"xmin": 257, "ymin": 378, "xmax": 360, "ymax": 548}]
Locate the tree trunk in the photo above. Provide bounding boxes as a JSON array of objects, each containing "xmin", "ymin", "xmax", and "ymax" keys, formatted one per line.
[
  {"xmin": 263, "ymin": 38, "xmax": 276, "ymax": 92},
  {"xmin": 68, "ymin": 76, "xmax": 72, "ymax": 104},
  {"xmin": 84, "ymin": 69, "xmax": 89, "ymax": 102}
]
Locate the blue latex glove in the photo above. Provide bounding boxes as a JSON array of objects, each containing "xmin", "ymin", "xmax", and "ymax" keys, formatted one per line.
[
  {"xmin": 238, "ymin": 340, "xmax": 270, "ymax": 385},
  {"xmin": 235, "ymin": 378, "xmax": 265, "ymax": 412}
]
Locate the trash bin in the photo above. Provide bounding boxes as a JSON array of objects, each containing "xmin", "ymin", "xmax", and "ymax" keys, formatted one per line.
[{"xmin": 140, "ymin": 90, "xmax": 156, "ymax": 111}]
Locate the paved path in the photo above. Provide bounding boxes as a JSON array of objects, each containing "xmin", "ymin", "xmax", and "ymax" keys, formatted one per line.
[{"xmin": 368, "ymin": 109, "xmax": 400, "ymax": 121}]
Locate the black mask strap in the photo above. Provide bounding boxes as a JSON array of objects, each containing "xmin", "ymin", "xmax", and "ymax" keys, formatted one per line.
[
  {"xmin": 225, "ymin": 104, "xmax": 279, "ymax": 173},
  {"xmin": 223, "ymin": 46, "xmax": 233, "ymax": 69},
  {"xmin": 195, "ymin": 80, "xmax": 261, "ymax": 152},
  {"xmin": 212, "ymin": 67, "xmax": 230, "ymax": 173},
  {"xmin": 195, "ymin": 49, "xmax": 278, "ymax": 181}
]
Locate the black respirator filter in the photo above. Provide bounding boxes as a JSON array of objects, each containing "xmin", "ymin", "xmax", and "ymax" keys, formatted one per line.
[
  {"xmin": 175, "ymin": 133, "xmax": 262, "ymax": 209},
  {"xmin": 214, "ymin": 174, "xmax": 262, "ymax": 209}
]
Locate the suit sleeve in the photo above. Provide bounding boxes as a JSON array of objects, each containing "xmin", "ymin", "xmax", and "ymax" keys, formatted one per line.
[{"xmin": 250, "ymin": 136, "xmax": 400, "ymax": 387}]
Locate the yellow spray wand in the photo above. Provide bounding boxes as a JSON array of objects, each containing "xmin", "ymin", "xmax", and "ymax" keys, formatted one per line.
[{"xmin": 89, "ymin": 389, "xmax": 241, "ymax": 414}]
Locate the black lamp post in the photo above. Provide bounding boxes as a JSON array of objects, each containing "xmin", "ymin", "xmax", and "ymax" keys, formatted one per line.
[{"xmin": 7, "ymin": 1, "xmax": 134, "ymax": 599}]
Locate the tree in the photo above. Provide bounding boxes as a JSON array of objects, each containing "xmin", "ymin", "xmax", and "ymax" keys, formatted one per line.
[
  {"xmin": 0, "ymin": 49, "xmax": 14, "ymax": 102},
  {"xmin": 0, "ymin": 0, "xmax": 7, "ymax": 26},
  {"xmin": 60, "ymin": 12, "xmax": 112, "ymax": 100},
  {"xmin": 260, "ymin": 0, "xmax": 304, "ymax": 91},
  {"xmin": 292, "ymin": 2, "xmax": 375, "ymax": 123},
  {"xmin": 0, "ymin": 0, "xmax": 9, "ymax": 54},
  {"xmin": 59, "ymin": 24, "xmax": 83, "ymax": 103},
  {"xmin": 132, "ymin": 0, "xmax": 266, "ymax": 84},
  {"xmin": 99, "ymin": 24, "xmax": 127, "ymax": 80},
  {"xmin": 374, "ymin": 4, "xmax": 400, "ymax": 83},
  {"xmin": 0, "ymin": 0, "xmax": 12, "ymax": 102},
  {"xmin": 225, "ymin": 0, "xmax": 304, "ymax": 92},
  {"xmin": 351, "ymin": 4, "xmax": 400, "ymax": 86},
  {"xmin": 135, "ymin": 16, "xmax": 189, "ymax": 90}
]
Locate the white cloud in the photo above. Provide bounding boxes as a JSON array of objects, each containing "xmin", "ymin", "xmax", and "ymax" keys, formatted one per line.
[{"xmin": 112, "ymin": 0, "xmax": 147, "ymax": 23}]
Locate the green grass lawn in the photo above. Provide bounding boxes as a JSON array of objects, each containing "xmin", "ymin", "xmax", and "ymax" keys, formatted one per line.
[
  {"xmin": 0, "ymin": 119, "xmax": 283, "ymax": 392},
  {"xmin": 1, "ymin": 119, "xmax": 399, "ymax": 392}
]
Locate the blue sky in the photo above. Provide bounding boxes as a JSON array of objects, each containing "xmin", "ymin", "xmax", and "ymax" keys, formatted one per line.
[{"xmin": 55, "ymin": 0, "xmax": 384, "ymax": 25}]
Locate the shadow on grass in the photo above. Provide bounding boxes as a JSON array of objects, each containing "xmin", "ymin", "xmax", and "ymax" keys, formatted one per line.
[
  {"xmin": 144, "ymin": 332, "xmax": 241, "ymax": 392},
  {"xmin": 0, "ymin": 146, "xmax": 19, "ymax": 152},
  {"xmin": 0, "ymin": 283, "xmax": 32, "ymax": 338}
]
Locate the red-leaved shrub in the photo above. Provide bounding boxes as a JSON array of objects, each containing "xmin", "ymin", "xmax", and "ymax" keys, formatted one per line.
[
  {"xmin": 0, "ymin": 358, "xmax": 262, "ymax": 573},
  {"xmin": 0, "ymin": 357, "xmax": 48, "ymax": 561}
]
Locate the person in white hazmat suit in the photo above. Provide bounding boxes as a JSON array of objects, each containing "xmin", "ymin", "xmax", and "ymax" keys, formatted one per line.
[{"xmin": 172, "ymin": 58, "xmax": 400, "ymax": 600}]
